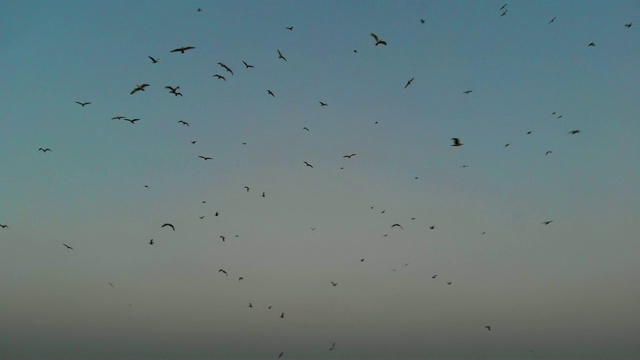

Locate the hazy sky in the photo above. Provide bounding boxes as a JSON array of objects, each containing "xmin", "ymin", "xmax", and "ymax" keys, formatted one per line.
[{"xmin": 1, "ymin": 0, "xmax": 639, "ymax": 359}]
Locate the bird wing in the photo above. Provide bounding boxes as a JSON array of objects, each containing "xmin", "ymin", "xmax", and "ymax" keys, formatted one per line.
[{"xmin": 371, "ymin": 33, "xmax": 380, "ymax": 42}]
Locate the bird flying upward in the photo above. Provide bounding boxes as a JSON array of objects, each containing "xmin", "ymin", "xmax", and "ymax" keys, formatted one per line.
[
  {"xmin": 277, "ymin": 49, "xmax": 287, "ymax": 61},
  {"xmin": 242, "ymin": 61, "xmax": 254, "ymax": 68},
  {"xmin": 303, "ymin": 161, "xmax": 313, "ymax": 168},
  {"xmin": 370, "ymin": 33, "xmax": 387, "ymax": 46}
]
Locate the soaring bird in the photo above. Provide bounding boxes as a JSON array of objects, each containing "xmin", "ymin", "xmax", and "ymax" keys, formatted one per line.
[
  {"xmin": 278, "ymin": 352, "xmax": 284, "ymax": 358},
  {"xmin": 262, "ymin": 192, "xmax": 265, "ymax": 198},
  {"xmin": 432, "ymin": 274, "xmax": 437, "ymax": 279},
  {"xmin": 303, "ymin": 161, "xmax": 314, "ymax": 168},
  {"xmin": 319, "ymin": 101, "xmax": 328, "ymax": 106},
  {"xmin": 217, "ymin": 62, "xmax": 234, "ymax": 75},
  {"xmin": 420, "ymin": 19, "xmax": 426, "ymax": 23},
  {"xmin": 404, "ymin": 77, "xmax": 414, "ymax": 88},
  {"xmin": 123, "ymin": 118, "xmax": 140, "ymax": 124},
  {"xmin": 451, "ymin": 138, "xmax": 463, "ymax": 146},
  {"xmin": 170, "ymin": 46, "xmax": 195, "ymax": 53},
  {"xmin": 429, "ymin": 225, "xmax": 435, "ymax": 230},
  {"xmin": 504, "ymin": 143, "xmax": 510, "ymax": 147},
  {"xmin": 286, "ymin": 26, "xmax": 293, "ymax": 31},
  {"xmin": 569, "ymin": 129, "xmax": 581, "ymax": 135},
  {"xmin": 548, "ymin": 16, "xmax": 556, "ymax": 24},
  {"xmin": 500, "ymin": 3, "xmax": 507, "ymax": 10},
  {"xmin": 148, "ymin": 56, "xmax": 159, "ymax": 63},
  {"xmin": 361, "ymin": 258, "xmax": 365, "ymax": 262},
  {"xmin": 280, "ymin": 312, "xmax": 285, "ymax": 318},
  {"xmin": 239, "ymin": 277, "xmax": 244, "ymax": 281},
  {"xmin": 38, "ymin": 148, "xmax": 52, "ymax": 152},
  {"xmin": 112, "ymin": 116, "xmax": 125, "ymax": 120},
  {"xmin": 447, "ymin": 281, "xmax": 452, "ymax": 285},
  {"xmin": 267, "ymin": 90, "xmax": 275, "ymax": 97},
  {"xmin": 244, "ymin": 186, "xmax": 250, "ymax": 192},
  {"xmin": 391, "ymin": 224, "xmax": 404, "ymax": 230},
  {"xmin": 191, "ymin": 140, "xmax": 197, "ymax": 144},
  {"xmin": 303, "ymin": 127, "xmax": 309, "ymax": 132},
  {"xmin": 485, "ymin": 326, "xmax": 492, "ymax": 331},
  {"xmin": 542, "ymin": 220, "xmax": 553, "ymax": 225},
  {"xmin": 625, "ymin": 23, "xmax": 632, "ymax": 28},
  {"xmin": 370, "ymin": 33, "xmax": 387, "ymax": 46},
  {"xmin": 198, "ymin": 156, "xmax": 212, "ymax": 160},
  {"xmin": 165, "ymin": 85, "xmax": 180, "ymax": 94},
  {"xmin": 500, "ymin": 9, "xmax": 507, "ymax": 16},
  {"xmin": 331, "ymin": 281, "xmax": 338, "ymax": 287},
  {"xmin": 220, "ymin": 236, "xmax": 226, "ymax": 242},
  {"xmin": 178, "ymin": 120, "xmax": 189, "ymax": 126},
  {"xmin": 588, "ymin": 42, "xmax": 596, "ymax": 47},
  {"xmin": 199, "ymin": 216, "xmax": 205, "ymax": 219},
  {"xmin": 213, "ymin": 74, "xmax": 226, "ymax": 81},
  {"xmin": 545, "ymin": 151, "xmax": 553, "ymax": 156},
  {"xmin": 218, "ymin": 269, "xmax": 228, "ymax": 276},
  {"xmin": 277, "ymin": 49, "xmax": 287, "ymax": 61},
  {"xmin": 149, "ymin": 239, "xmax": 154, "ymax": 245},
  {"xmin": 75, "ymin": 101, "xmax": 91, "ymax": 107},
  {"xmin": 242, "ymin": 61, "xmax": 254, "ymax": 68},
  {"xmin": 108, "ymin": 282, "xmax": 114, "ymax": 287},
  {"xmin": 249, "ymin": 302, "xmax": 253, "ymax": 308},
  {"xmin": 526, "ymin": 131, "xmax": 532, "ymax": 134},
  {"xmin": 463, "ymin": 90, "xmax": 473, "ymax": 94},
  {"xmin": 62, "ymin": 244, "xmax": 74, "ymax": 250},
  {"xmin": 330, "ymin": 342, "xmax": 336, "ymax": 350},
  {"xmin": 343, "ymin": 154, "xmax": 356, "ymax": 158},
  {"xmin": 161, "ymin": 223, "xmax": 175, "ymax": 231},
  {"xmin": 130, "ymin": 84, "xmax": 149, "ymax": 94},
  {"xmin": 0, "ymin": 224, "xmax": 8, "ymax": 229}
]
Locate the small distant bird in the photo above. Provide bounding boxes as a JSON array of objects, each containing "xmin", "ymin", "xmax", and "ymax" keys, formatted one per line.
[
  {"xmin": 267, "ymin": 90, "xmax": 275, "ymax": 97},
  {"xmin": 286, "ymin": 26, "xmax": 293, "ymax": 31},
  {"xmin": 112, "ymin": 116, "xmax": 125, "ymax": 120},
  {"xmin": 218, "ymin": 269, "xmax": 228, "ymax": 276},
  {"xmin": 526, "ymin": 131, "xmax": 532, "ymax": 134},
  {"xmin": 108, "ymin": 282, "xmax": 114, "ymax": 287},
  {"xmin": 557, "ymin": 115, "xmax": 563, "ymax": 119},
  {"xmin": 429, "ymin": 225, "xmax": 435, "ymax": 230},
  {"xmin": 161, "ymin": 223, "xmax": 175, "ymax": 231},
  {"xmin": 191, "ymin": 140, "xmax": 197, "ymax": 144},
  {"xmin": 500, "ymin": 9, "xmax": 507, "ymax": 16},
  {"xmin": 504, "ymin": 143, "xmax": 510, "ymax": 147},
  {"xmin": 199, "ymin": 216, "xmax": 205, "ymax": 219},
  {"xmin": 343, "ymin": 154, "xmax": 356, "ymax": 158},
  {"xmin": 220, "ymin": 236, "xmax": 226, "ymax": 242},
  {"xmin": 144, "ymin": 185, "xmax": 149, "ymax": 188},
  {"xmin": 370, "ymin": 33, "xmax": 387, "ymax": 46},
  {"xmin": 451, "ymin": 138, "xmax": 463, "ymax": 146},
  {"xmin": 447, "ymin": 281, "xmax": 452, "ymax": 285},
  {"xmin": 303, "ymin": 127, "xmax": 309, "ymax": 131},
  {"xmin": 463, "ymin": 90, "xmax": 473, "ymax": 94},
  {"xmin": 148, "ymin": 56, "xmax": 159, "ymax": 63},
  {"xmin": 280, "ymin": 312, "xmax": 285, "ymax": 318},
  {"xmin": 485, "ymin": 326, "xmax": 491, "ymax": 331},
  {"xmin": 244, "ymin": 186, "xmax": 250, "ymax": 192},
  {"xmin": 38, "ymin": 148, "xmax": 52, "ymax": 153},
  {"xmin": 331, "ymin": 281, "xmax": 338, "ymax": 287},
  {"xmin": 75, "ymin": 101, "xmax": 91, "ymax": 107},
  {"xmin": 330, "ymin": 342, "xmax": 336, "ymax": 350},
  {"xmin": 310, "ymin": 227, "xmax": 316, "ymax": 231},
  {"xmin": 149, "ymin": 239, "xmax": 154, "ymax": 245},
  {"xmin": 432, "ymin": 275, "xmax": 437, "ymax": 279},
  {"xmin": 242, "ymin": 61, "xmax": 254, "ymax": 68},
  {"xmin": 404, "ymin": 77, "xmax": 414, "ymax": 88},
  {"xmin": 249, "ymin": 303, "xmax": 253, "ymax": 308},
  {"xmin": 215, "ymin": 212, "xmax": 219, "ymax": 216},
  {"xmin": 197, "ymin": 8, "xmax": 202, "ymax": 12},
  {"xmin": 319, "ymin": 101, "xmax": 328, "ymax": 106},
  {"xmin": 361, "ymin": 258, "xmax": 365, "ymax": 262},
  {"xmin": 213, "ymin": 74, "xmax": 226, "ymax": 81},
  {"xmin": 170, "ymin": 46, "xmax": 195, "ymax": 53},
  {"xmin": 277, "ymin": 49, "xmax": 287, "ymax": 61},
  {"xmin": 548, "ymin": 16, "xmax": 556, "ymax": 24},
  {"xmin": 178, "ymin": 120, "xmax": 189, "ymax": 126},
  {"xmin": 165, "ymin": 86, "xmax": 182, "ymax": 96},
  {"xmin": 461, "ymin": 165, "xmax": 469, "ymax": 168},
  {"xmin": 542, "ymin": 220, "xmax": 553, "ymax": 225},
  {"xmin": 500, "ymin": 3, "xmax": 507, "ymax": 10},
  {"xmin": 62, "ymin": 244, "xmax": 73, "ymax": 250},
  {"xmin": 545, "ymin": 151, "xmax": 552, "ymax": 156},
  {"xmin": 569, "ymin": 129, "xmax": 581, "ymax": 135},
  {"xmin": 588, "ymin": 42, "xmax": 596, "ymax": 47},
  {"xmin": 123, "ymin": 118, "xmax": 140, "ymax": 124},
  {"xmin": 303, "ymin": 161, "xmax": 313, "ymax": 168},
  {"xmin": 381, "ymin": 210, "xmax": 385, "ymax": 214},
  {"xmin": 278, "ymin": 352, "xmax": 284, "ymax": 358},
  {"xmin": 239, "ymin": 277, "xmax": 243, "ymax": 281},
  {"xmin": 218, "ymin": 62, "xmax": 233, "ymax": 75},
  {"xmin": 0, "ymin": 224, "xmax": 7, "ymax": 229},
  {"xmin": 420, "ymin": 19, "xmax": 426, "ymax": 24},
  {"xmin": 262, "ymin": 192, "xmax": 265, "ymax": 198},
  {"xmin": 391, "ymin": 224, "xmax": 404, "ymax": 230},
  {"xmin": 198, "ymin": 156, "xmax": 212, "ymax": 160},
  {"xmin": 624, "ymin": 23, "xmax": 632, "ymax": 28},
  {"xmin": 353, "ymin": 49, "xmax": 358, "ymax": 53},
  {"xmin": 130, "ymin": 84, "xmax": 149, "ymax": 94}
]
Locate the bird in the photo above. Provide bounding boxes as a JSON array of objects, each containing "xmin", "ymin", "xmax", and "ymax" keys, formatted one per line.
[
  {"xmin": 310, "ymin": 227, "xmax": 316, "ymax": 231},
  {"xmin": 161, "ymin": 223, "xmax": 175, "ymax": 231},
  {"xmin": 504, "ymin": 143, "xmax": 510, "ymax": 147},
  {"xmin": 218, "ymin": 269, "xmax": 228, "ymax": 276},
  {"xmin": 249, "ymin": 303, "xmax": 253, "ymax": 308},
  {"xmin": 0, "ymin": 224, "xmax": 8, "ymax": 229},
  {"xmin": 212, "ymin": 74, "xmax": 226, "ymax": 81},
  {"xmin": 429, "ymin": 225, "xmax": 435, "ymax": 230},
  {"xmin": 280, "ymin": 312, "xmax": 285, "ymax": 318},
  {"xmin": 526, "ymin": 131, "xmax": 532, "ymax": 134},
  {"xmin": 62, "ymin": 244, "xmax": 74, "ymax": 250},
  {"xmin": 360, "ymin": 258, "xmax": 365, "ymax": 262},
  {"xmin": 624, "ymin": 22, "xmax": 632, "ymax": 28},
  {"xmin": 432, "ymin": 275, "xmax": 437, "ymax": 279},
  {"xmin": 451, "ymin": 138, "xmax": 463, "ymax": 146},
  {"xmin": 123, "ymin": 118, "xmax": 140, "ymax": 124},
  {"xmin": 278, "ymin": 352, "xmax": 284, "ymax": 358},
  {"xmin": 130, "ymin": 84, "xmax": 149, "ymax": 94},
  {"xmin": 461, "ymin": 165, "xmax": 469, "ymax": 168},
  {"xmin": 220, "ymin": 236, "xmax": 226, "ymax": 242},
  {"xmin": 500, "ymin": 3, "xmax": 507, "ymax": 10},
  {"xmin": 319, "ymin": 101, "xmax": 328, "ymax": 106},
  {"xmin": 569, "ymin": 129, "xmax": 581, "ymax": 135},
  {"xmin": 215, "ymin": 212, "xmax": 219, "ymax": 217},
  {"xmin": 165, "ymin": 85, "xmax": 180, "ymax": 94},
  {"xmin": 239, "ymin": 277, "xmax": 243, "ymax": 281},
  {"xmin": 242, "ymin": 61, "xmax": 254, "ymax": 68},
  {"xmin": 199, "ymin": 216, "xmax": 205, "ymax": 219},
  {"xmin": 463, "ymin": 90, "xmax": 473, "ymax": 94},
  {"xmin": 303, "ymin": 127, "xmax": 309, "ymax": 132},
  {"xmin": 191, "ymin": 140, "xmax": 197, "ymax": 144},
  {"xmin": 108, "ymin": 282, "xmax": 114, "ymax": 287},
  {"xmin": 198, "ymin": 156, "xmax": 212, "ymax": 160},
  {"xmin": 545, "ymin": 151, "xmax": 553, "ymax": 156},
  {"xmin": 420, "ymin": 19, "xmax": 426, "ymax": 24},
  {"xmin": 38, "ymin": 148, "xmax": 52, "ymax": 152},
  {"xmin": 148, "ymin": 56, "xmax": 159, "ymax": 63},
  {"xmin": 485, "ymin": 326, "xmax": 491, "ymax": 331},
  {"xmin": 277, "ymin": 49, "xmax": 287, "ymax": 61},
  {"xmin": 267, "ymin": 90, "xmax": 275, "ymax": 97},
  {"xmin": 404, "ymin": 77, "xmax": 414, "ymax": 88},
  {"xmin": 197, "ymin": 8, "xmax": 202, "ymax": 12},
  {"xmin": 500, "ymin": 9, "xmax": 507, "ymax": 16},
  {"xmin": 170, "ymin": 46, "xmax": 195, "ymax": 54},
  {"xmin": 330, "ymin": 342, "xmax": 336, "ymax": 350},
  {"xmin": 447, "ymin": 281, "xmax": 452, "ymax": 285},
  {"xmin": 286, "ymin": 26, "xmax": 294, "ymax": 31},
  {"xmin": 262, "ymin": 192, "xmax": 265, "ymax": 198},
  {"xmin": 342, "ymin": 154, "xmax": 356, "ymax": 158},
  {"xmin": 111, "ymin": 116, "xmax": 125, "ymax": 120},
  {"xmin": 75, "ymin": 101, "xmax": 91, "ymax": 107},
  {"xmin": 391, "ymin": 224, "xmax": 404, "ymax": 230},
  {"xmin": 331, "ymin": 281, "xmax": 338, "ymax": 287},
  {"xmin": 149, "ymin": 239, "xmax": 154, "ymax": 245},
  {"xmin": 557, "ymin": 115, "xmax": 563, "ymax": 119},
  {"xmin": 588, "ymin": 42, "xmax": 596, "ymax": 47},
  {"xmin": 370, "ymin": 33, "xmax": 387, "ymax": 46},
  {"xmin": 244, "ymin": 186, "xmax": 250, "ymax": 192},
  {"xmin": 217, "ymin": 62, "xmax": 233, "ymax": 75},
  {"xmin": 303, "ymin": 161, "xmax": 314, "ymax": 168},
  {"xmin": 548, "ymin": 16, "xmax": 556, "ymax": 24},
  {"xmin": 178, "ymin": 120, "xmax": 189, "ymax": 126},
  {"xmin": 542, "ymin": 220, "xmax": 553, "ymax": 225}
]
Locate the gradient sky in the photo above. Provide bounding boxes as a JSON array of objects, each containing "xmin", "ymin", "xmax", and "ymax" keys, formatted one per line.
[{"xmin": 1, "ymin": 0, "xmax": 639, "ymax": 359}]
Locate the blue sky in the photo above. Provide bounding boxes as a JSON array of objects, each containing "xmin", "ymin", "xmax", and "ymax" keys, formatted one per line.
[{"xmin": 1, "ymin": 0, "xmax": 639, "ymax": 358}]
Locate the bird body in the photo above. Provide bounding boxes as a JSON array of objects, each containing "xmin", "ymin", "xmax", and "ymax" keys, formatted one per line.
[
  {"xmin": 277, "ymin": 49, "xmax": 287, "ymax": 61},
  {"xmin": 218, "ymin": 269, "xmax": 228, "ymax": 276},
  {"xmin": 63, "ymin": 244, "xmax": 74, "ymax": 250},
  {"xmin": 130, "ymin": 84, "xmax": 149, "ymax": 94},
  {"xmin": 451, "ymin": 138, "xmax": 463, "ymax": 146},
  {"xmin": 267, "ymin": 90, "xmax": 275, "ymax": 97},
  {"xmin": 370, "ymin": 33, "xmax": 387, "ymax": 46},
  {"xmin": 319, "ymin": 101, "xmax": 328, "ymax": 106},
  {"xmin": 178, "ymin": 120, "xmax": 190, "ymax": 126},
  {"xmin": 148, "ymin": 56, "xmax": 159, "ymax": 63},
  {"xmin": 170, "ymin": 46, "xmax": 195, "ymax": 54},
  {"xmin": 405, "ymin": 77, "xmax": 414, "ymax": 88},
  {"xmin": 303, "ymin": 161, "xmax": 313, "ymax": 168},
  {"xmin": 198, "ymin": 156, "xmax": 212, "ymax": 160},
  {"xmin": 161, "ymin": 223, "xmax": 175, "ymax": 231}
]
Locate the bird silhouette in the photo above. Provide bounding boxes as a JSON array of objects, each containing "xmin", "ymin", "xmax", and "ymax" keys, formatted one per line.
[
  {"xmin": 0, "ymin": 224, "xmax": 8, "ymax": 229},
  {"xmin": 588, "ymin": 42, "xmax": 596, "ymax": 47},
  {"xmin": 112, "ymin": 116, "xmax": 125, "ymax": 120},
  {"xmin": 191, "ymin": 140, "xmax": 197, "ymax": 144},
  {"xmin": 277, "ymin": 49, "xmax": 287, "ymax": 61},
  {"xmin": 267, "ymin": 90, "xmax": 275, "ymax": 97},
  {"xmin": 500, "ymin": 3, "xmax": 507, "ymax": 10},
  {"xmin": 463, "ymin": 90, "xmax": 473, "ymax": 94},
  {"xmin": 148, "ymin": 56, "xmax": 159, "ymax": 63},
  {"xmin": 178, "ymin": 120, "xmax": 190, "ymax": 126},
  {"xmin": 432, "ymin": 274, "xmax": 437, "ymax": 279},
  {"xmin": 280, "ymin": 312, "xmax": 285, "ymax": 318},
  {"xmin": 504, "ymin": 143, "xmax": 510, "ymax": 147},
  {"xmin": 303, "ymin": 161, "xmax": 314, "ymax": 168},
  {"xmin": 149, "ymin": 239, "xmax": 154, "ymax": 245},
  {"xmin": 420, "ymin": 19, "xmax": 426, "ymax": 23},
  {"xmin": 278, "ymin": 352, "xmax": 284, "ymax": 358},
  {"xmin": 447, "ymin": 281, "xmax": 452, "ymax": 285},
  {"xmin": 199, "ymin": 216, "xmax": 205, "ymax": 219},
  {"xmin": 262, "ymin": 192, "xmax": 265, "ymax": 198},
  {"xmin": 239, "ymin": 277, "xmax": 243, "ymax": 281},
  {"xmin": 130, "ymin": 84, "xmax": 149, "ymax": 94},
  {"xmin": 75, "ymin": 101, "xmax": 91, "ymax": 107},
  {"xmin": 569, "ymin": 129, "xmax": 581, "ymax": 135},
  {"xmin": 361, "ymin": 258, "xmax": 365, "ymax": 262},
  {"xmin": 330, "ymin": 342, "xmax": 336, "ymax": 350},
  {"xmin": 286, "ymin": 26, "xmax": 293, "ymax": 31},
  {"xmin": 429, "ymin": 225, "xmax": 435, "ymax": 230},
  {"xmin": 343, "ymin": 154, "xmax": 356, "ymax": 158},
  {"xmin": 624, "ymin": 23, "xmax": 632, "ymax": 28},
  {"xmin": 244, "ymin": 186, "xmax": 250, "ymax": 192},
  {"xmin": 108, "ymin": 282, "xmax": 114, "ymax": 287},
  {"xmin": 217, "ymin": 62, "xmax": 234, "ymax": 75},
  {"xmin": 500, "ymin": 9, "xmax": 507, "ymax": 16},
  {"xmin": 319, "ymin": 101, "xmax": 328, "ymax": 106},
  {"xmin": 545, "ymin": 151, "xmax": 553, "ymax": 156},
  {"xmin": 391, "ymin": 224, "xmax": 404, "ymax": 230},
  {"xmin": 542, "ymin": 220, "xmax": 553, "ymax": 225},
  {"xmin": 218, "ymin": 269, "xmax": 228, "ymax": 276},
  {"xmin": 242, "ymin": 61, "xmax": 254, "ymax": 68},
  {"xmin": 370, "ymin": 33, "xmax": 387, "ymax": 46},
  {"xmin": 165, "ymin": 85, "xmax": 180, "ymax": 94},
  {"xmin": 161, "ymin": 223, "xmax": 175, "ymax": 231},
  {"xmin": 548, "ymin": 16, "xmax": 556, "ymax": 24},
  {"xmin": 198, "ymin": 156, "xmax": 212, "ymax": 160},
  {"xmin": 62, "ymin": 244, "xmax": 74, "ymax": 250},
  {"xmin": 170, "ymin": 46, "xmax": 195, "ymax": 53},
  {"xmin": 405, "ymin": 77, "xmax": 414, "ymax": 88},
  {"xmin": 303, "ymin": 127, "xmax": 309, "ymax": 132},
  {"xmin": 451, "ymin": 138, "xmax": 463, "ymax": 146},
  {"xmin": 220, "ymin": 236, "xmax": 226, "ymax": 242},
  {"xmin": 123, "ymin": 118, "xmax": 140, "ymax": 124},
  {"xmin": 213, "ymin": 74, "xmax": 226, "ymax": 81},
  {"xmin": 526, "ymin": 131, "xmax": 532, "ymax": 134},
  {"xmin": 331, "ymin": 281, "xmax": 338, "ymax": 287},
  {"xmin": 485, "ymin": 325, "xmax": 492, "ymax": 331},
  {"xmin": 38, "ymin": 148, "xmax": 52, "ymax": 153}
]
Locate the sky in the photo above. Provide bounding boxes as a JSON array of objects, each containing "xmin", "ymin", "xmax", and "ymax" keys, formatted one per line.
[{"xmin": 0, "ymin": 0, "xmax": 639, "ymax": 359}]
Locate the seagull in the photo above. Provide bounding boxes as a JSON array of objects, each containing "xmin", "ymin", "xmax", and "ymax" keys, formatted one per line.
[
  {"xmin": 217, "ymin": 62, "xmax": 233, "ymax": 75},
  {"xmin": 149, "ymin": 239, "xmax": 154, "ymax": 245},
  {"xmin": 370, "ymin": 33, "xmax": 387, "ymax": 46},
  {"xmin": 463, "ymin": 90, "xmax": 473, "ymax": 94},
  {"xmin": 303, "ymin": 161, "xmax": 314, "ymax": 168},
  {"xmin": 548, "ymin": 16, "xmax": 556, "ymax": 24},
  {"xmin": 165, "ymin": 85, "xmax": 180, "ymax": 93},
  {"xmin": 0, "ymin": 224, "xmax": 8, "ymax": 229},
  {"xmin": 485, "ymin": 325, "xmax": 492, "ymax": 331},
  {"xmin": 542, "ymin": 220, "xmax": 553, "ymax": 225},
  {"xmin": 123, "ymin": 118, "xmax": 140, "ymax": 124},
  {"xmin": 569, "ymin": 129, "xmax": 581, "ymax": 135},
  {"xmin": 267, "ymin": 90, "xmax": 275, "ymax": 97},
  {"xmin": 545, "ymin": 151, "xmax": 552, "ymax": 156},
  {"xmin": 111, "ymin": 116, "xmax": 125, "ymax": 120},
  {"xmin": 242, "ymin": 61, "xmax": 254, "ymax": 68},
  {"xmin": 286, "ymin": 26, "xmax": 293, "ymax": 31},
  {"xmin": 220, "ymin": 236, "xmax": 225, "ymax": 242},
  {"xmin": 62, "ymin": 244, "xmax": 74, "ymax": 250},
  {"xmin": 38, "ymin": 148, "xmax": 52, "ymax": 153},
  {"xmin": 170, "ymin": 46, "xmax": 195, "ymax": 54},
  {"xmin": 75, "ymin": 101, "xmax": 91, "ymax": 107},
  {"xmin": 277, "ymin": 49, "xmax": 287, "ymax": 61},
  {"xmin": 303, "ymin": 127, "xmax": 309, "ymax": 132},
  {"xmin": 212, "ymin": 74, "xmax": 226, "ymax": 81},
  {"xmin": 218, "ymin": 269, "xmax": 228, "ymax": 276},
  {"xmin": 391, "ymin": 224, "xmax": 404, "ymax": 230},
  {"xmin": 451, "ymin": 138, "xmax": 463, "ymax": 146},
  {"xmin": 404, "ymin": 77, "xmax": 414, "ymax": 88},
  {"xmin": 244, "ymin": 186, "xmax": 250, "ymax": 192},
  {"xmin": 161, "ymin": 223, "xmax": 175, "ymax": 231},
  {"xmin": 625, "ymin": 23, "xmax": 632, "ymax": 28},
  {"xmin": 588, "ymin": 42, "xmax": 596, "ymax": 47},
  {"xmin": 178, "ymin": 120, "xmax": 189, "ymax": 126},
  {"xmin": 319, "ymin": 101, "xmax": 328, "ymax": 106},
  {"xmin": 198, "ymin": 156, "xmax": 212, "ymax": 160},
  {"xmin": 343, "ymin": 154, "xmax": 356, "ymax": 158},
  {"xmin": 148, "ymin": 56, "xmax": 159, "ymax": 63},
  {"xmin": 130, "ymin": 84, "xmax": 149, "ymax": 94}
]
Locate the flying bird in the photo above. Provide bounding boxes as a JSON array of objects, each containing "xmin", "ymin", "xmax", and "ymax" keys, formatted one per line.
[
  {"xmin": 198, "ymin": 156, "xmax": 212, "ymax": 160},
  {"xmin": 526, "ymin": 131, "xmax": 532, "ymax": 134},
  {"xmin": 213, "ymin": 74, "xmax": 226, "ymax": 81},
  {"xmin": 123, "ymin": 118, "xmax": 140, "ymax": 124},
  {"xmin": 545, "ymin": 151, "xmax": 552, "ymax": 156},
  {"xmin": 280, "ymin": 312, "xmax": 285, "ymax": 318},
  {"xmin": 238, "ymin": 277, "xmax": 243, "ymax": 281},
  {"xmin": 319, "ymin": 101, "xmax": 328, "ymax": 106},
  {"xmin": 178, "ymin": 120, "xmax": 189, "ymax": 126},
  {"xmin": 148, "ymin": 56, "xmax": 159, "ymax": 63},
  {"xmin": 420, "ymin": 19, "xmax": 426, "ymax": 24},
  {"xmin": 161, "ymin": 223, "xmax": 175, "ymax": 231},
  {"xmin": 542, "ymin": 220, "xmax": 553, "ymax": 225},
  {"xmin": 278, "ymin": 352, "xmax": 284, "ymax": 358},
  {"xmin": 303, "ymin": 161, "xmax": 314, "ymax": 168},
  {"xmin": 429, "ymin": 225, "xmax": 435, "ymax": 230},
  {"xmin": 588, "ymin": 42, "xmax": 596, "ymax": 47},
  {"xmin": 242, "ymin": 61, "xmax": 254, "ymax": 68},
  {"xmin": 38, "ymin": 148, "xmax": 52, "ymax": 152},
  {"xmin": 130, "ymin": 84, "xmax": 149, "ymax": 94},
  {"xmin": 112, "ymin": 116, "xmax": 125, "ymax": 120},
  {"xmin": 500, "ymin": 3, "xmax": 507, "ymax": 10},
  {"xmin": 624, "ymin": 23, "xmax": 632, "ymax": 28},
  {"xmin": 170, "ymin": 46, "xmax": 195, "ymax": 53},
  {"xmin": 267, "ymin": 90, "xmax": 275, "ymax": 97},
  {"xmin": 199, "ymin": 216, "xmax": 205, "ymax": 219},
  {"xmin": 303, "ymin": 127, "xmax": 309, "ymax": 131},
  {"xmin": 149, "ymin": 239, "xmax": 154, "ymax": 245},
  {"xmin": 451, "ymin": 138, "xmax": 463, "ymax": 146},
  {"xmin": 217, "ymin": 62, "xmax": 234, "ymax": 75},
  {"xmin": 391, "ymin": 224, "xmax": 404, "ymax": 230},
  {"xmin": 504, "ymin": 143, "xmax": 510, "ymax": 147},
  {"xmin": 249, "ymin": 302, "xmax": 253, "ymax": 308},
  {"xmin": 220, "ymin": 236, "xmax": 226, "ymax": 242},
  {"xmin": 361, "ymin": 258, "xmax": 365, "ymax": 262},
  {"xmin": 286, "ymin": 26, "xmax": 293, "ymax": 31},
  {"xmin": 191, "ymin": 140, "xmax": 197, "ymax": 144},
  {"xmin": 370, "ymin": 33, "xmax": 387, "ymax": 46},
  {"xmin": 0, "ymin": 224, "xmax": 8, "ymax": 229},
  {"xmin": 75, "ymin": 101, "xmax": 91, "ymax": 107},
  {"xmin": 62, "ymin": 244, "xmax": 74, "ymax": 250},
  {"xmin": 331, "ymin": 281, "xmax": 338, "ymax": 287},
  {"xmin": 330, "ymin": 342, "xmax": 336, "ymax": 350},
  {"xmin": 108, "ymin": 282, "xmax": 114, "ymax": 287},
  {"xmin": 277, "ymin": 49, "xmax": 287, "ymax": 61},
  {"xmin": 548, "ymin": 16, "xmax": 556, "ymax": 24},
  {"xmin": 404, "ymin": 77, "xmax": 414, "ymax": 88},
  {"xmin": 432, "ymin": 275, "xmax": 437, "ymax": 279},
  {"xmin": 165, "ymin": 85, "xmax": 180, "ymax": 93},
  {"xmin": 500, "ymin": 9, "xmax": 507, "ymax": 16},
  {"xmin": 244, "ymin": 186, "xmax": 250, "ymax": 192},
  {"xmin": 218, "ymin": 269, "xmax": 228, "ymax": 276},
  {"xmin": 447, "ymin": 281, "xmax": 452, "ymax": 285},
  {"xmin": 463, "ymin": 90, "xmax": 473, "ymax": 94},
  {"xmin": 262, "ymin": 192, "xmax": 265, "ymax": 198},
  {"xmin": 343, "ymin": 154, "xmax": 356, "ymax": 158},
  {"xmin": 569, "ymin": 129, "xmax": 581, "ymax": 134},
  {"xmin": 485, "ymin": 326, "xmax": 492, "ymax": 331}
]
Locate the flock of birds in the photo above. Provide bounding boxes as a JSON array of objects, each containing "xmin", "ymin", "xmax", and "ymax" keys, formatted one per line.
[{"xmin": 2, "ymin": 3, "xmax": 635, "ymax": 358}]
